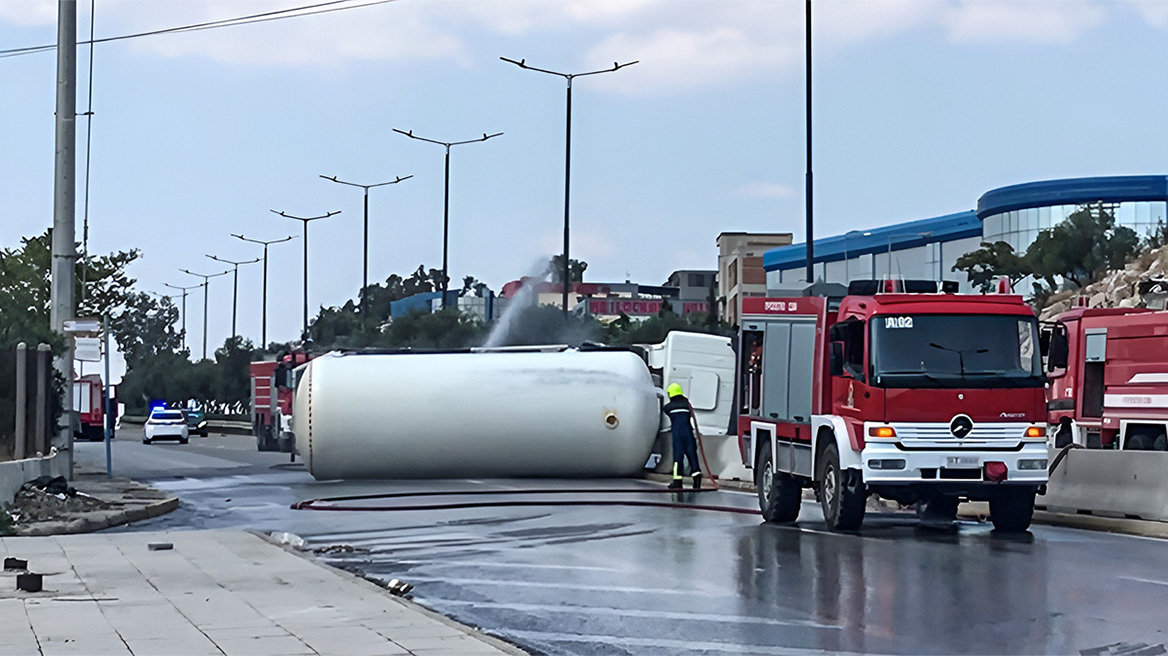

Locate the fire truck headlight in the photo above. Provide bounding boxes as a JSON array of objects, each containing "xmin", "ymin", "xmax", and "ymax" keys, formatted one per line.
[
  {"xmin": 1018, "ymin": 459, "xmax": 1048, "ymax": 471},
  {"xmin": 868, "ymin": 426, "xmax": 896, "ymax": 438},
  {"xmin": 1024, "ymin": 426, "xmax": 1046, "ymax": 438}
]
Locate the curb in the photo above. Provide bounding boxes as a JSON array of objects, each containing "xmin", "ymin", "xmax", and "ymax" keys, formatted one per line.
[
  {"xmin": 254, "ymin": 530, "xmax": 530, "ymax": 655},
  {"xmin": 16, "ymin": 495, "xmax": 179, "ymax": 536}
]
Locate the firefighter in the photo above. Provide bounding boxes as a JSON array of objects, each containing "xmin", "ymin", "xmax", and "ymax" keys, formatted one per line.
[{"xmin": 663, "ymin": 383, "xmax": 702, "ymax": 490}]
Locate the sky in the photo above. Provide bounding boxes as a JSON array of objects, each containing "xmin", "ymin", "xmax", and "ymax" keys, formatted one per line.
[{"xmin": 4, "ymin": 0, "xmax": 1168, "ymax": 375}]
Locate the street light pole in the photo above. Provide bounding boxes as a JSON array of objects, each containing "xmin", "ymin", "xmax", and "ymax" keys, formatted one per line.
[
  {"xmin": 501, "ymin": 56, "xmax": 638, "ymax": 317},
  {"xmin": 180, "ymin": 269, "xmax": 229, "ymax": 360},
  {"xmin": 231, "ymin": 234, "xmax": 295, "ymax": 348},
  {"xmin": 163, "ymin": 283, "xmax": 199, "ymax": 352},
  {"xmin": 805, "ymin": 0, "xmax": 814, "ymax": 284},
  {"xmin": 206, "ymin": 254, "xmax": 262, "ymax": 339},
  {"xmin": 271, "ymin": 210, "xmax": 340, "ymax": 342},
  {"xmin": 319, "ymin": 174, "xmax": 412, "ymax": 325},
  {"xmin": 392, "ymin": 129, "xmax": 501, "ymax": 296}
]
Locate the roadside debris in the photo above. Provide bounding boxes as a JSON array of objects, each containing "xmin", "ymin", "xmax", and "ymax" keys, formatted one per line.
[
  {"xmin": 147, "ymin": 542, "xmax": 174, "ymax": 551},
  {"xmin": 4, "ymin": 476, "xmax": 109, "ymax": 525},
  {"xmin": 312, "ymin": 544, "xmax": 367, "ymax": 555},
  {"xmin": 269, "ymin": 531, "xmax": 306, "ymax": 549}
]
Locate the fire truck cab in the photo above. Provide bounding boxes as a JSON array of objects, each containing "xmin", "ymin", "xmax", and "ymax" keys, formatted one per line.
[
  {"xmin": 1045, "ymin": 307, "xmax": 1168, "ymax": 451},
  {"xmin": 738, "ymin": 280, "xmax": 1049, "ymax": 532}
]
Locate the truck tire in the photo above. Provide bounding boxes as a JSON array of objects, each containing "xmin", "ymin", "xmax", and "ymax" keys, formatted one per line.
[
  {"xmin": 989, "ymin": 487, "xmax": 1036, "ymax": 532},
  {"xmin": 756, "ymin": 441, "xmax": 801, "ymax": 523},
  {"xmin": 819, "ymin": 442, "xmax": 865, "ymax": 531}
]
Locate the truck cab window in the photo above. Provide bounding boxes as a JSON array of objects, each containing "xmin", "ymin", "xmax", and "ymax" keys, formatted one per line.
[{"xmin": 838, "ymin": 319, "xmax": 865, "ymax": 381}]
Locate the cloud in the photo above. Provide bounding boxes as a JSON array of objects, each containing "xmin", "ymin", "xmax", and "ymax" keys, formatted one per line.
[
  {"xmin": 735, "ymin": 182, "xmax": 798, "ymax": 200},
  {"xmin": 0, "ymin": 1, "xmax": 56, "ymax": 27},
  {"xmin": 1130, "ymin": 0, "xmax": 1168, "ymax": 28},
  {"xmin": 0, "ymin": 1, "xmax": 1138, "ymax": 89},
  {"xmin": 937, "ymin": 0, "xmax": 1107, "ymax": 45}
]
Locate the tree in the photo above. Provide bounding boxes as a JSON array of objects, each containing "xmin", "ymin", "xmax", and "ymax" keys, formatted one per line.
[
  {"xmin": 109, "ymin": 292, "xmax": 184, "ymax": 368},
  {"xmin": 381, "ymin": 308, "xmax": 484, "ymax": 349},
  {"xmin": 548, "ymin": 254, "xmax": 588, "ymax": 283},
  {"xmin": 952, "ymin": 241, "xmax": 1032, "ymax": 293},
  {"xmin": 0, "ymin": 229, "xmax": 140, "ymax": 350},
  {"xmin": 214, "ymin": 336, "xmax": 255, "ymax": 409},
  {"xmin": 1025, "ymin": 204, "xmax": 1139, "ymax": 288},
  {"xmin": 461, "ymin": 276, "xmax": 489, "ymax": 298}
]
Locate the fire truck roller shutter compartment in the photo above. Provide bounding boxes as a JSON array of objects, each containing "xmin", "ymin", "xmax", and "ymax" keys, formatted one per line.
[
  {"xmin": 761, "ymin": 318, "xmax": 817, "ymax": 476},
  {"xmin": 294, "ymin": 349, "xmax": 663, "ymax": 480}
]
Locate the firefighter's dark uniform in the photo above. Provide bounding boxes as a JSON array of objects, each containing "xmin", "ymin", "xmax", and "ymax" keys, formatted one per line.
[{"xmin": 663, "ymin": 392, "xmax": 702, "ymax": 489}]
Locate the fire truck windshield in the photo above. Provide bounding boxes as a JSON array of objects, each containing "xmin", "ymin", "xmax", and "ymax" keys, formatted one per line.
[{"xmin": 870, "ymin": 314, "xmax": 1043, "ymax": 388}]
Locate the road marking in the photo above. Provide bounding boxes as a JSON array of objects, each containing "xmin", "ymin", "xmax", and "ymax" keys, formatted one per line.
[
  {"xmin": 502, "ymin": 629, "xmax": 887, "ymax": 656},
  {"xmin": 400, "ymin": 575, "xmax": 738, "ymax": 598},
  {"xmin": 425, "ymin": 598, "xmax": 838, "ymax": 629},
  {"xmin": 391, "ymin": 560, "xmax": 623, "ymax": 572},
  {"xmin": 1119, "ymin": 576, "xmax": 1168, "ymax": 587}
]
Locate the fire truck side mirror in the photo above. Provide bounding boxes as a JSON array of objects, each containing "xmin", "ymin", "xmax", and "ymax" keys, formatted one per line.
[{"xmin": 829, "ymin": 342, "xmax": 845, "ymax": 377}]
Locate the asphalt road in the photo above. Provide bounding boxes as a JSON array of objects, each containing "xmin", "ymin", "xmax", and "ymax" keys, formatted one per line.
[{"xmin": 76, "ymin": 432, "xmax": 1168, "ymax": 656}]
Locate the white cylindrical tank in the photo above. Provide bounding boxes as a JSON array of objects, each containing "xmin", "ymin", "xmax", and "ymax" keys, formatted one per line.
[{"xmin": 293, "ymin": 349, "xmax": 662, "ymax": 480}]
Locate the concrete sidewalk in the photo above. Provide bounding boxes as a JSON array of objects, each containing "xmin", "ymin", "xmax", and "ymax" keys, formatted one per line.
[{"xmin": 0, "ymin": 529, "xmax": 523, "ymax": 656}]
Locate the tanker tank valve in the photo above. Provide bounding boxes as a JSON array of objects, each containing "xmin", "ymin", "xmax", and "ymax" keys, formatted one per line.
[{"xmin": 604, "ymin": 412, "xmax": 619, "ymax": 429}]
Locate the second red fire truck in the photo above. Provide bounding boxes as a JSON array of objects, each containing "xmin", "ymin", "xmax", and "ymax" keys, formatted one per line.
[{"xmin": 737, "ymin": 280, "xmax": 1050, "ymax": 532}]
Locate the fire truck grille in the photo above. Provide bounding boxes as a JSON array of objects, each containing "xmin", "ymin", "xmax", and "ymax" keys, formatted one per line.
[{"xmin": 891, "ymin": 423, "xmax": 1031, "ymax": 441}]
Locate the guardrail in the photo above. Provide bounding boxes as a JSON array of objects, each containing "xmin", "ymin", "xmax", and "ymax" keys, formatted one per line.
[
  {"xmin": 1039, "ymin": 449, "xmax": 1168, "ymax": 522},
  {"xmin": 120, "ymin": 418, "xmax": 252, "ymax": 436}
]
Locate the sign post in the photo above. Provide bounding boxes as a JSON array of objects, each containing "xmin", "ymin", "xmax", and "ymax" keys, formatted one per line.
[{"xmin": 102, "ymin": 314, "xmax": 112, "ymax": 478}]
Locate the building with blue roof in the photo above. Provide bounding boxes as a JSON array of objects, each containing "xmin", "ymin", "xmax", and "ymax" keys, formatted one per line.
[{"xmin": 764, "ymin": 175, "xmax": 1168, "ymax": 293}]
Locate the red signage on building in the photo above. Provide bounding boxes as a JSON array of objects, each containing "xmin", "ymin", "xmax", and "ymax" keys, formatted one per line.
[{"xmin": 587, "ymin": 299, "xmax": 709, "ymax": 316}]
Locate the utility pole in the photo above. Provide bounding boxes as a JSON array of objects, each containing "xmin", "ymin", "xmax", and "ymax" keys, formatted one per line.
[
  {"xmin": 805, "ymin": 0, "xmax": 815, "ymax": 284},
  {"xmin": 50, "ymin": 0, "xmax": 78, "ymax": 466},
  {"xmin": 271, "ymin": 210, "xmax": 340, "ymax": 342},
  {"xmin": 163, "ymin": 283, "xmax": 199, "ymax": 352},
  {"xmin": 392, "ymin": 129, "xmax": 502, "ymax": 296},
  {"xmin": 501, "ymin": 56, "xmax": 638, "ymax": 316},
  {"xmin": 232, "ymin": 234, "xmax": 296, "ymax": 348},
  {"xmin": 180, "ymin": 269, "xmax": 229, "ymax": 360},
  {"xmin": 319, "ymin": 174, "xmax": 412, "ymax": 326},
  {"xmin": 206, "ymin": 254, "xmax": 261, "ymax": 339}
]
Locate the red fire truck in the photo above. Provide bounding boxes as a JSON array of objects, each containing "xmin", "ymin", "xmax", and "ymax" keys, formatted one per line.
[
  {"xmin": 737, "ymin": 280, "xmax": 1050, "ymax": 532},
  {"xmin": 73, "ymin": 373, "xmax": 105, "ymax": 441},
  {"xmin": 1045, "ymin": 307, "xmax": 1168, "ymax": 450},
  {"xmin": 249, "ymin": 350, "xmax": 312, "ymax": 452}
]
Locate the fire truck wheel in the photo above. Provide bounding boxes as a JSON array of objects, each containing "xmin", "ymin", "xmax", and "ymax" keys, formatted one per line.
[
  {"xmin": 989, "ymin": 487, "xmax": 1036, "ymax": 532},
  {"xmin": 756, "ymin": 440, "xmax": 801, "ymax": 522},
  {"xmin": 819, "ymin": 443, "xmax": 865, "ymax": 531}
]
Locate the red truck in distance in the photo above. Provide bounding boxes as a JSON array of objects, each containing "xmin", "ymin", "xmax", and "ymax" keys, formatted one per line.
[
  {"xmin": 249, "ymin": 350, "xmax": 312, "ymax": 452},
  {"xmin": 737, "ymin": 280, "xmax": 1050, "ymax": 532},
  {"xmin": 73, "ymin": 373, "xmax": 106, "ymax": 441},
  {"xmin": 1045, "ymin": 306, "xmax": 1168, "ymax": 451}
]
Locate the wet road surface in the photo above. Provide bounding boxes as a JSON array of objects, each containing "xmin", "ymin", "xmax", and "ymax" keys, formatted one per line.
[{"xmin": 77, "ymin": 434, "xmax": 1168, "ymax": 655}]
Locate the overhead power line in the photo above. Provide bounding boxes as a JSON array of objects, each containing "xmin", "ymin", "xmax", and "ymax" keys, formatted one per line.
[{"xmin": 0, "ymin": 0, "xmax": 398, "ymax": 60}]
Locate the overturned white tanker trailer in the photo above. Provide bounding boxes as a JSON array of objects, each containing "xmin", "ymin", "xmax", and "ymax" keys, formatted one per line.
[{"xmin": 293, "ymin": 346, "xmax": 664, "ymax": 480}]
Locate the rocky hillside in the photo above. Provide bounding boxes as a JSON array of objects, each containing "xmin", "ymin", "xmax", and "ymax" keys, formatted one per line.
[{"xmin": 1038, "ymin": 245, "xmax": 1168, "ymax": 320}]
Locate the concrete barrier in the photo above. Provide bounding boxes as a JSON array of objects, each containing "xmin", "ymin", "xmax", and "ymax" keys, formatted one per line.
[
  {"xmin": 700, "ymin": 433, "xmax": 752, "ymax": 483},
  {"xmin": 1039, "ymin": 449, "xmax": 1168, "ymax": 522},
  {"xmin": 0, "ymin": 450, "xmax": 70, "ymax": 505}
]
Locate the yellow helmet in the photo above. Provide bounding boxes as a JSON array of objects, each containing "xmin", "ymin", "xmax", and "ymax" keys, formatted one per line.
[{"xmin": 666, "ymin": 383, "xmax": 684, "ymax": 398}]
